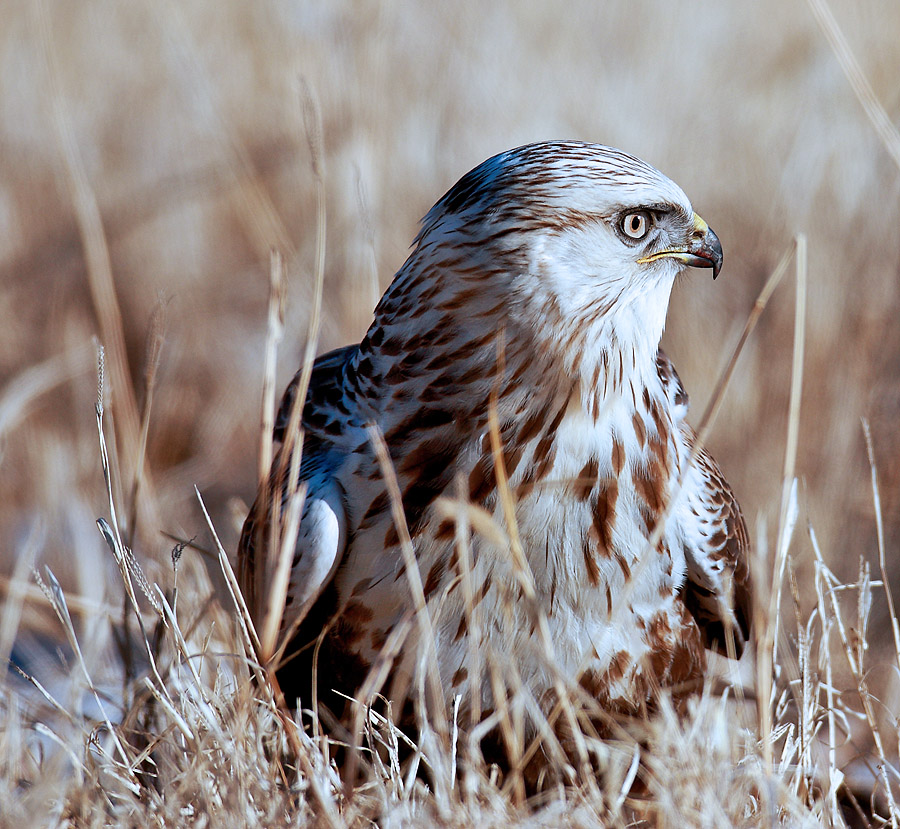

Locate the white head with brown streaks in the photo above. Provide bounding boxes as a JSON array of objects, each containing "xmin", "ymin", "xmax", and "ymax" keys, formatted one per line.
[{"xmin": 364, "ymin": 141, "xmax": 722, "ymax": 413}]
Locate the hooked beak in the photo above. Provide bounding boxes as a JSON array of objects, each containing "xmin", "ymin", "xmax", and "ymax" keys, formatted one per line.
[{"xmin": 637, "ymin": 212, "xmax": 723, "ymax": 280}]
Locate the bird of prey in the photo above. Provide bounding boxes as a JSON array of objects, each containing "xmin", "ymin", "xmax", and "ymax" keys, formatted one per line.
[{"xmin": 239, "ymin": 141, "xmax": 750, "ymax": 749}]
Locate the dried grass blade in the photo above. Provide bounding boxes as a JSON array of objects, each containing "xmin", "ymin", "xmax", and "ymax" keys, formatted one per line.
[
  {"xmin": 487, "ymin": 344, "xmax": 594, "ymax": 800},
  {"xmin": 771, "ymin": 234, "xmax": 807, "ymax": 671},
  {"xmin": 367, "ymin": 425, "xmax": 445, "ymax": 733},
  {"xmin": 807, "ymin": 0, "xmax": 900, "ymax": 173},
  {"xmin": 261, "ymin": 484, "xmax": 306, "ymax": 659},
  {"xmin": 127, "ymin": 298, "xmax": 167, "ymax": 540},
  {"xmin": 862, "ymin": 421, "xmax": 900, "ymax": 675},
  {"xmin": 37, "ymin": 0, "xmax": 156, "ymax": 532},
  {"xmin": 195, "ymin": 486, "xmax": 261, "ymax": 659},
  {"xmin": 257, "ymin": 81, "xmax": 327, "ymax": 661},
  {"xmin": 33, "ymin": 566, "xmax": 135, "ymax": 773}
]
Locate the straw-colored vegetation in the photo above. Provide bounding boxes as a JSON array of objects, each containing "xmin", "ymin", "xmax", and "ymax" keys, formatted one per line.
[{"xmin": 1, "ymin": 1, "xmax": 899, "ymax": 826}]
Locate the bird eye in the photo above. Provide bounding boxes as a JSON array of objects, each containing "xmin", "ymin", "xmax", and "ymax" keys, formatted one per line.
[{"xmin": 620, "ymin": 211, "xmax": 651, "ymax": 240}]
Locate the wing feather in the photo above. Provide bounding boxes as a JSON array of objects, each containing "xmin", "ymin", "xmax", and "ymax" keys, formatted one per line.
[
  {"xmin": 273, "ymin": 344, "xmax": 358, "ymax": 441},
  {"xmin": 238, "ymin": 345, "xmax": 354, "ymax": 646},
  {"xmin": 677, "ymin": 425, "xmax": 751, "ymax": 656},
  {"xmin": 656, "ymin": 350, "xmax": 751, "ymax": 657}
]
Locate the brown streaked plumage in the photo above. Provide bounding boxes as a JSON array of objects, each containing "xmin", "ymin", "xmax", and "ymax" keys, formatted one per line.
[{"xmin": 238, "ymin": 141, "xmax": 749, "ymax": 771}]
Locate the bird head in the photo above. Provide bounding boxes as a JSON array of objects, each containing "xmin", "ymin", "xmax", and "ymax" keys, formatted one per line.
[{"xmin": 415, "ymin": 141, "xmax": 722, "ymax": 375}]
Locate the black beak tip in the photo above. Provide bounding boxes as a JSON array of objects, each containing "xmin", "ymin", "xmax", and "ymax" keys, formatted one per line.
[{"xmin": 705, "ymin": 226, "xmax": 723, "ymax": 281}]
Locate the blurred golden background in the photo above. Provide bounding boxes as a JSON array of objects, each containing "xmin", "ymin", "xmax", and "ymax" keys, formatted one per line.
[{"xmin": 2, "ymin": 1, "xmax": 898, "ymax": 680}]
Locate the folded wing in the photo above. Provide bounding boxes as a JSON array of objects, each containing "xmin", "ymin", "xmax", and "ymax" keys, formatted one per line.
[
  {"xmin": 238, "ymin": 346, "xmax": 356, "ymax": 644},
  {"xmin": 657, "ymin": 350, "xmax": 751, "ymax": 657}
]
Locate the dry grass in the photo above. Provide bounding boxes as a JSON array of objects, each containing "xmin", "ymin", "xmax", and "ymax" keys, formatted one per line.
[{"xmin": 2, "ymin": 0, "xmax": 900, "ymax": 825}]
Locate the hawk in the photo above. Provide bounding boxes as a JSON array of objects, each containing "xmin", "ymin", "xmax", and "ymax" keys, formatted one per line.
[{"xmin": 239, "ymin": 141, "xmax": 750, "ymax": 752}]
